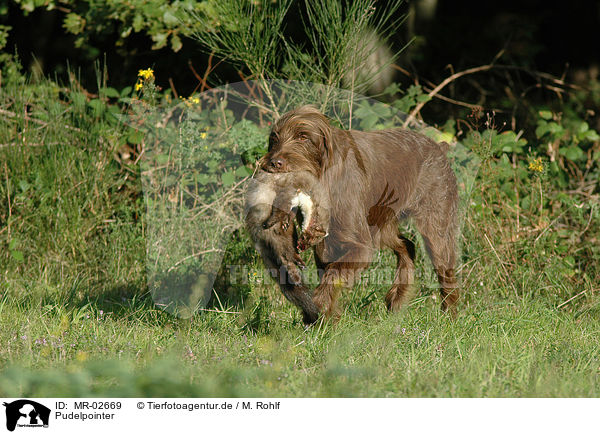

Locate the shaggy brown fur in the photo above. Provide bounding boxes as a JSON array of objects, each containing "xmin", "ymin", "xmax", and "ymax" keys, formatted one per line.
[
  {"xmin": 245, "ymin": 170, "xmax": 330, "ymax": 324},
  {"xmin": 263, "ymin": 105, "xmax": 459, "ymax": 320}
]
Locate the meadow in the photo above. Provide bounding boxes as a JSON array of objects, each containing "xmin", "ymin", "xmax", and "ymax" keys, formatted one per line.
[{"xmin": 1, "ymin": 52, "xmax": 599, "ymax": 397}]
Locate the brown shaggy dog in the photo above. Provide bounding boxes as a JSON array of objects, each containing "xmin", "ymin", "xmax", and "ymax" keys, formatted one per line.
[{"xmin": 263, "ymin": 105, "xmax": 459, "ymax": 320}]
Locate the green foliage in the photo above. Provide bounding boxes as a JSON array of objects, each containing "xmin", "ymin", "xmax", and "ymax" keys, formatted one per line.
[
  {"xmin": 188, "ymin": 0, "xmax": 404, "ymax": 103},
  {"xmin": 454, "ymin": 99, "xmax": 599, "ymax": 309},
  {"xmin": 0, "ymin": 58, "xmax": 145, "ymax": 306},
  {"xmin": 386, "ymin": 83, "xmax": 430, "ymax": 114},
  {"xmin": 3, "ymin": 0, "xmax": 206, "ymax": 53},
  {"xmin": 189, "ymin": 0, "xmax": 291, "ymax": 80},
  {"xmin": 291, "ymin": 0, "xmax": 404, "ymax": 91},
  {"xmin": 229, "ymin": 119, "xmax": 269, "ymax": 165},
  {"xmin": 0, "ymin": 23, "xmax": 9, "ymax": 49},
  {"xmin": 354, "ymin": 100, "xmax": 395, "ymax": 130},
  {"xmin": 4, "ymin": 0, "xmax": 401, "ymax": 66},
  {"xmin": 535, "ymin": 110, "xmax": 600, "ymax": 163},
  {"xmin": 1, "ymin": 34, "xmax": 600, "ymax": 397}
]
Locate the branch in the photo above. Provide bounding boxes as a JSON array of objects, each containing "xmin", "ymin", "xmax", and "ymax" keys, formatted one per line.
[
  {"xmin": 399, "ymin": 57, "xmax": 581, "ymax": 127},
  {"xmin": 403, "ymin": 64, "xmax": 494, "ymax": 127}
]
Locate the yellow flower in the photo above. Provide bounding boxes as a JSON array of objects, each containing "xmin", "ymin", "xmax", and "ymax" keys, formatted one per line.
[
  {"xmin": 183, "ymin": 95, "xmax": 201, "ymax": 107},
  {"xmin": 200, "ymin": 132, "xmax": 207, "ymax": 139},
  {"xmin": 135, "ymin": 81, "xmax": 143, "ymax": 91},
  {"xmin": 528, "ymin": 157, "xmax": 544, "ymax": 173},
  {"xmin": 138, "ymin": 68, "xmax": 154, "ymax": 80}
]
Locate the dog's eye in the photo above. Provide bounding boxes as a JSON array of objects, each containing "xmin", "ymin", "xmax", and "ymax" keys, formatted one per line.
[{"xmin": 299, "ymin": 133, "xmax": 309, "ymax": 142}]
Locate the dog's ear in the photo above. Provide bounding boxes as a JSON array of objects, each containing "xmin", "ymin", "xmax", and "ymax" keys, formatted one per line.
[
  {"xmin": 301, "ymin": 107, "xmax": 333, "ymax": 174},
  {"xmin": 268, "ymin": 131, "xmax": 278, "ymax": 152},
  {"xmin": 316, "ymin": 117, "xmax": 333, "ymax": 170}
]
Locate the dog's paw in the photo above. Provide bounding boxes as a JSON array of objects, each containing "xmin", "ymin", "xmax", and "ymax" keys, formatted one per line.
[{"xmin": 302, "ymin": 310, "xmax": 320, "ymax": 326}]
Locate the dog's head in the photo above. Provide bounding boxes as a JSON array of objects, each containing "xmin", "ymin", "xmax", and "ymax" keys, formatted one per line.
[{"xmin": 262, "ymin": 105, "xmax": 333, "ymax": 176}]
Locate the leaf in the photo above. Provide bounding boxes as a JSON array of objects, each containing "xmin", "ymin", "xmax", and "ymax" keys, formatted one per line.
[
  {"xmin": 547, "ymin": 122, "xmax": 564, "ymax": 136},
  {"xmin": 584, "ymin": 130, "xmax": 600, "ymax": 141},
  {"xmin": 88, "ymin": 99, "xmax": 105, "ymax": 116},
  {"xmin": 535, "ymin": 121, "xmax": 549, "ymax": 138},
  {"xmin": 152, "ymin": 32, "xmax": 168, "ymax": 50},
  {"xmin": 221, "ymin": 171, "xmax": 235, "ymax": 186},
  {"xmin": 235, "ymin": 165, "xmax": 252, "ymax": 177},
  {"xmin": 497, "ymin": 131, "xmax": 516, "ymax": 144},
  {"xmin": 560, "ymin": 145, "xmax": 584, "ymax": 161},
  {"xmin": 127, "ymin": 130, "xmax": 144, "ymax": 145},
  {"xmin": 383, "ymin": 82, "xmax": 401, "ymax": 95},
  {"xmin": 106, "ymin": 104, "xmax": 121, "ymax": 118},
  {"xmin": 206, "ymin": 160, "xmax": 219, "ymax": 171},
  {"xmin": 438, "ymin": 132, "xmax": 455, "ymax": 143},
  {"xmin": 170, "ymin": 34, "xmax": 183, "ymax": 52},
  {"xmin": 121, "ymin": 26, "xmax": 132, "ymax": 38},
  {"xmin": 416, "ymin": 94, "xmax": 431, "ymax": 103},
  {"xmin": 372, "ymin": 104, "xmax": 392, "ymax": 117},
  {"xmin": 100, "ymin": 87, "xmax": 120, "ymax": 99},
  {"xmin": 538, "ymin": 110, "xmax": 553, "ymax": 120},
  {"xmin": 194, "ymin": 173, "xmax": 212, "ymax": 185},
  {"xmin": 406, "ymin": 84, "xmax": 422, "ymax": 98},
  {"xmin": 163, "ymin": 10, "xmax": 179, "ymax": 26},
  {"xmin": 63, "ymin": 13, "xmax": 85, "ymax": 35},
  {"xmin": 120, "ymin": 86, "xmax": 132, "ymax": 98},
  {"xmin": 353, "ymin": 104, "xmax": 372, "ymax": 119},
  {"xmin": 11, "ymin": 250, "xmax": 24, "ymax": 262},
  {"xmin": 577, "ymin": 121, "xmax": 589, "ymax": 134},
  {"xmin": 133, "ymin": 14, "xmax": 145, "ymax": 32},
  {"xmin": 499, "ymin": 153, "xmax": 511, "ymax": 165},
  {"xmin": 0, "ymin": 24, "xmax": 9, "ymax": 50},
  {"xmin": 360, "ymin": 113, "xmax": 378, "ymax": 130}
]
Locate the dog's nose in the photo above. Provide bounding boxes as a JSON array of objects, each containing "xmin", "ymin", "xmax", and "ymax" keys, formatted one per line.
[{"xmin": 269, "ymin": 158, "xmax": 285, "ymax": 171}]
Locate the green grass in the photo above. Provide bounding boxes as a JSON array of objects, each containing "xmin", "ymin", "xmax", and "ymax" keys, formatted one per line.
[
  {"xmin": 1, "ymin": 286, "xmax": 600, "ymax": 397},
  {"xmin": 1, "ymin": 64, "xmax": 599, "ymax": 397}
]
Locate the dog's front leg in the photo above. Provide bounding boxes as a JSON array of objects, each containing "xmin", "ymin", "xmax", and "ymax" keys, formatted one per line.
[{"xmin": 312, "ymin": 244, "xmax": 372, "ymax": 319}]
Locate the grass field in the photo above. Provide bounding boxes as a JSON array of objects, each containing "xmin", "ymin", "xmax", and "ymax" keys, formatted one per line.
[
  {"xmin": 2, "ymin": 286, "xmax": 600, "ymax": 397},
  {"xmin": 1, "ymin": 68, "xmax": 599, "ymax": 398}
]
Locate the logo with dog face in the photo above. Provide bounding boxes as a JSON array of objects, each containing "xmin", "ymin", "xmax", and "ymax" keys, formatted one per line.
[{"xmin": 3, "ymin": 400, "xmax": 50, "ymax": 431}]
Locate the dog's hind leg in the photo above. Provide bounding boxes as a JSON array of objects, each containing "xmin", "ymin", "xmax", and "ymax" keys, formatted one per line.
[
  {"xmin": 414, "ymin": 218, "xmax": 459, "ymax": 316},
  {"xmin": 382, "ymin": 228, "xmax": 416, "ymax": 312}
]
